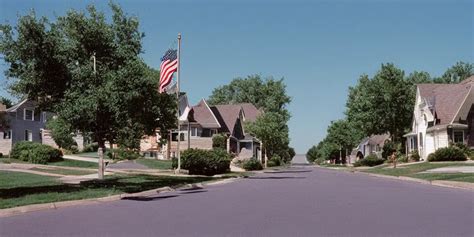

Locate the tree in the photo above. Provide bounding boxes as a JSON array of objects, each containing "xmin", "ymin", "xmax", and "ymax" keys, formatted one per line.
[
  {"xmin": 0, "ymin": 97, "xmax": 13, "ymax": 108},
  {"xmin": 433, "ymin": 61, "xmax": 474, "ymax": 84},
  {"xmin": 208, "ymin": 75, "xmax": 291, "ymax": 118},
  {"xmin": 0, "ymin": 4, "xmax": 177, "ymax": 154},
  {"xmin": 209, "ymin": 74, "xmax": 293, "ymax": 162},
  {"xmin": 245, "ymin": 112, "xmax": 290, "ymax": 161},
  {"xmin": 46, "ymin": 117, "xmax": 76, "ymax": 150},
  {"xmin": 346, "ymin": 63, "xmax": 413, "ymax": 142}
]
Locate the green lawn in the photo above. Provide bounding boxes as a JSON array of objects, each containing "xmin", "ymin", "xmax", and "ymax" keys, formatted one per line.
[
  {"xmin": 30, "ymin": 167, "xmax": 96, "ymax": 176},
  {"xmin": 48, "ymin": 159, "xmax": 98, "ymax": 168},
  {"xmin": 0, "ymin": 171, "xmax": 215, "ymax": 209},
  {"xmin": 75, "ymin": 152, "xmax": 99, "ymax": 158},
  {"xmin": 136, "ymin": 159, "xmax": 173, "ymax": 170},
  {"xmin": 0, "ymin": 157, "xmax": 98, "ymax": 169},
  {"xmin": 362, "ymin": 162, "xmax": 474, "ymax": 182}
]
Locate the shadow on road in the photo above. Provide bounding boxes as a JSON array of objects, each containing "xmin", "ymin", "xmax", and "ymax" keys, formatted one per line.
[
  {"xmin": 179, "ymin": 190, "xmax": 208, "ymax": 194},
  {"xmin": 121, "ymin": 194, "xmax": 179, "ymax": 201},
  {"xmin": 264, "ymin": 170, "xmax": 312, "ymax": 174},
  {"xmin": 247, "ymin": 176, "xmax": 306, "ymax": 180}
]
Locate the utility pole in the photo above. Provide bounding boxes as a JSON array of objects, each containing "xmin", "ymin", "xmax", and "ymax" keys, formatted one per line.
[{"xmin": 92, "ymin": 52, "xmax": 104, "ymax": 179}]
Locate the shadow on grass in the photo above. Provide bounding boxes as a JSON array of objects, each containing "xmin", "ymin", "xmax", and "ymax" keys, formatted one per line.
[{"xmin": 0, "ymin": 175, "xmax": 214, "ymax": 199}]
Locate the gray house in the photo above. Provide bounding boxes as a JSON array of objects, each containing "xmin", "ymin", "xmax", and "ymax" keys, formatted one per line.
[{"xmin": 0, "ymin": 99, "xmax": 53, "ymax": 155}]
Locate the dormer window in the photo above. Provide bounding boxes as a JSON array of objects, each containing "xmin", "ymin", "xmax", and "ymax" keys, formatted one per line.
[{"xmin": 24, "ymin": 109, "xmax": 34, "ymax": 121}]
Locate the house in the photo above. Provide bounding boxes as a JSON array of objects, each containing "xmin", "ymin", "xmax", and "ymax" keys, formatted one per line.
[
  {"xmin": 348, "ymin": 134, "xmax": 390, "ymax": 163},
  {"xmin": 165, "ymin": 97, "xmax": 263, "ymax": 161},
  {"xmin": 0, "ymin": 99, "xmax": 84, "ymax": 155},
  {"xmin": 404, "ymin": 76, "xmax": 474, "ymax": 160}
]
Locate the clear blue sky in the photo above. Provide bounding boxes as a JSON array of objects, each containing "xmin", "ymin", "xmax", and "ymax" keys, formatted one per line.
[{"xmin": 1, "ymin": 0, "xmax": 473, "ymax": 153}]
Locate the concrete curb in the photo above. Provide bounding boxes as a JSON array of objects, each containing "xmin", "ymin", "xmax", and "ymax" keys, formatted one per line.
[
  {"xmin": 0, "ymin": 176, "xmax": 242, "ymax": 218},
  {"xmin": 319, "ymin": 166, "xmax": 474, "ymax": 191}
]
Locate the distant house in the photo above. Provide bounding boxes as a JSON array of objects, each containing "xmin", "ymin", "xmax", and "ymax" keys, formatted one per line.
[
  {"xmin": 404, "ymin": 76, "xmax": 474, "ymax": 160},
  {"xmin": 164, "ymin": 96, "xmax": 263, "ymax": 161},
  {"xmin": 348, "ymin": 134, "xmax": 390, "ymax": 163},
  {"xmin": 0, "ymin": 99, "xmax": 84, "ymax": 155},
  {"xmin": 0, "ymin": 99, "xmax": 52, "ymax": 155}
]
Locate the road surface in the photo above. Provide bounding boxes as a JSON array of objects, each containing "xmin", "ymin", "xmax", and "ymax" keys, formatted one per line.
[{"xmin": 1, "ymin": 158, "xmax": 473, "ymax": 237}]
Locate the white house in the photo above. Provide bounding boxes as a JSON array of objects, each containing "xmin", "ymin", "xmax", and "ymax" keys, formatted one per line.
[{"xmin": 404, "ymin": 76, "xmax": 474, "ymax": 160}]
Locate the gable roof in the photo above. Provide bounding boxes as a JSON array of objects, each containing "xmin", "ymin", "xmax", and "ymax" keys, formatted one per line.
[
  {"xmin": 212, "ymin": 104, "xmax": 243, "ymax": 135},
  {"xmin": 191, "ymin": 99, "xmax": 221, "ymax": 128},
  {"xmin": 5, "ymin": 99, "xmax": 28, "ymax": 112},
  {"xmin": 240, "ymin": 103, "xmax": 262, "ymax": 122},
  {"xmin": 417, "ymin": 78, "xmax": 473, "ymax": 125}
]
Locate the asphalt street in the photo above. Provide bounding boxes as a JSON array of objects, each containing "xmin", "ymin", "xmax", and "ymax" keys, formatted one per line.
[{"xmin": 1, "ymin": 155, "xmax": 473, "ymax": 237}]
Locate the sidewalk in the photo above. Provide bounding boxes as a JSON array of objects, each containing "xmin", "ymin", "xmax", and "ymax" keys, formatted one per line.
[{"xmin": 62, "ymin": 154, "xmax": 111, "ymax": 163}]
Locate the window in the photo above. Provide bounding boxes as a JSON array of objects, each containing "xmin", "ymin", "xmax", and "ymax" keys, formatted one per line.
[
  {"xmin": 42, "ymin": 112, "xmax": 48, "ymax": 123},
  {"xmin": 191, "ymin": 127, "xmax": 198, "ymax": 137},
  {"xmin": 419, "ymin": 133, "xmax": 423, "ymax": 147},
  {"xmin": 25, "ymin": 130, "xmax": 32, "ymax": 141},
  {"xmin": 24, "ymin": 109, "xmax": 34, "ymax": 121},
  {"xmin": 210, "ymin": 129, "xmax": 217, "ymax": 136},
  {"xmin": 453, "ymin": 131, "xmax": 464, "ymax": 144},
  {"xmin": 3, "ymin": 130, "xmax": 11, "ymax": 139}
]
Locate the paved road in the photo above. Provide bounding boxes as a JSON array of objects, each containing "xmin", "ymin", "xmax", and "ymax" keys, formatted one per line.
[{"xmin": 1, "ymin": 162, "xmax": 473, "ymax": 237}]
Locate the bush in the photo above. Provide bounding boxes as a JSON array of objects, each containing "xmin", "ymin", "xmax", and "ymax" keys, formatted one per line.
[
  {"xmin": 410, "ymin": 150, "xmax": 420, "ymax": 162},
  {"xmin": 353, "ymin": 154, "xmax": 384, "ymax": 167},
  {"xmin": 382, "ymin": 141, "xmax": 397, "ymax": 159},
  {"xmin": 267, "ymin": 155, "xmax": 282, "ymax": 167},
  {"xmin": 212, "ymin": 134, "xmax": 227, "ymax": 150},
  {"xmin": 314, "ymin": 158, "xmax": 326, "ymax": 165},
  {"xmin": 242, "ymin": 158, "xmax": 263, "ymax": 171},
  {"xmin": 10, "ymin": 141, "xmax": 62, "ymax": 164},
  {"xmin": 397, "ymin": 155, "xmax": 408, "ymax": 163},
  {"xmin": 172, "ymin": 148, "xmax": 231, "ymax": 176},
  {"xmin": 451, "ymin": 143, "xmax": 472, "ymax": 159},
  {"xmin": 427, "ymin": 147, "xmax": 467, "ymax": 162},
  {"xmin": 116, "ymin": 148, "xmax": 141, "ymax": 160},
  {"xmin": 82, "ymin": 142, "xmax": 99, "ymax": 152},
  {"xmin": 0, "ymin": 152, "xmax": 3, "ymax": 158}
]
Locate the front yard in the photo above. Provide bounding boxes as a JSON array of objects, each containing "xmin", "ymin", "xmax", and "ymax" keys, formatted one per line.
[
  {"xmin": 0, "ymin": 171, "xmax": 217, "ymax": 209},
  {"xmin": 360, "ymin": 162, "xmax": 474, "ymax": 183}
]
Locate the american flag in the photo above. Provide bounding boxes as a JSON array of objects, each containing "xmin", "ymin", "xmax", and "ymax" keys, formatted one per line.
[{"xmin": 159, "ymin": 49, "xmax": 178, "ymax": 93}]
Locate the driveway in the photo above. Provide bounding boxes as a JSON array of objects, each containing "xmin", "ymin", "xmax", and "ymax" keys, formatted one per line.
[{"xmin": 1, "ymin": 163, "xmax": 472, "ymax": 237}]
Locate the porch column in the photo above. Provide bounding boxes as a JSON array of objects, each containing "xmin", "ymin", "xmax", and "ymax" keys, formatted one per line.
[{"xmin": 226, "ymin": 137, "xmax": 231, "ymax": 153}]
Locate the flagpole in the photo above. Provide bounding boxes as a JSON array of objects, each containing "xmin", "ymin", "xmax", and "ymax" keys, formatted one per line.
[{"xmin": 176, "ymin": 33, "xmax": 182, "ymax": 172}]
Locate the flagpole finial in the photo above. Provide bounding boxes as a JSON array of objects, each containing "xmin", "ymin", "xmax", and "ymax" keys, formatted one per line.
[{"xmin": 178, "ymin": 33, "xmax": 181, "ymax": 40}]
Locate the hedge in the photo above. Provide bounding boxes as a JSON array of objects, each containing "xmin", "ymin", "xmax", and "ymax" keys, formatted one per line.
[
  {"xmin": 10, "ymin": 141, "xmax": 63, "ymax": 164},
  {"xmin": 267, "ymin": 155, "xmax": 282, "ymax": 167},
  {"xmin": 173, "ymin": 148, "xmax": 231, "ymax": 176},
  {"xmin": 353, "ymin": 154, "xmax": 384, "ymax": 167},
  {"xmin": 242, "ymin": 159, "xmax": 263, "ymax": 171},
  {"xmin": 427, "ymin": 147, "xmax": 466, "ymax": 162}
]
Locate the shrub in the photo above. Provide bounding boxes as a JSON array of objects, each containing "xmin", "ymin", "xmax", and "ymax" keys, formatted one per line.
[
  {"xmin": 116, "ymin": 148, "xmax": 141, "ymax": 160},
  {"xmin": 242, "ymin": 158, "xmax": 263, "ymax": 171},
  {"xmin": 83, "ymin": 142, "xmax": 99, "ymax": 152},
  {"xmin": 353, "ymin": 154, "xmax": 384, "ymax": 167},
  {"xmin": 173, "ymin": 148, "xmax": 231, "ymax": 176},
  {"xmin": 0, "ymin": 152, "xmax": 3, "ymax": 158},
  {"xmin": 397, "ymin": 155, "xmax": 408, "ymax": 163},
  {"xmin": 212, "ymin": 134, "xmax": 227, "ymax": 150},
  {"xmin": 410, "ymin": 150, "xmax": 420, "ymax": 162},
  {"xmin": 427, "ymin": 147, "xmax": 467, "ymax": 162},
  {"xmin": 10, "ymin": 141, "xmax": 62, "ymax": 164},
  {"xmin": 451, "ymin": 143, "xmax": 472, "ymax": 159},
  {"xmin": 314, "ymin": 158, "xmax": 326, "ymax": 165},
  {"xmin": 382, "ymin": 141, "xmax": 397, "ymax": 159},
  {"xmin": 267, "ymin": 155, "xmax": 282, "ymax": 167}
]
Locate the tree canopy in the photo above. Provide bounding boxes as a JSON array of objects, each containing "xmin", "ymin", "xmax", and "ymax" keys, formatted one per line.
[
  {"xmin": 0, "ymin": 3, "xmax": 176, "ymax": 150},
  {"xmin": 208, "ymin": 74, "xmax": 294, "ymax": 161}
]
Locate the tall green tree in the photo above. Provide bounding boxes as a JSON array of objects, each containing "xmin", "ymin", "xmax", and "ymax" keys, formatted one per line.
[
  {"xmin": 0, "ymin": 97, "xmax": 13, "ymax": 108},
  {"xmin": 245, "ymin": 112, "xmax": 291, "ymax": 161},
  {"xmin": 46, "ymin": 117, "xmax": 76, "ymax": 150},
  {"xmin": 0, "ymin": 3, "xmax": 176, "ymax": 151},
  {"xmin": 433, "ymin": 61, "xmax": 473, "ymax": 83},
  {"xmin": 346, "ymin": 63, "xmax": 413, "ymax": 142}
]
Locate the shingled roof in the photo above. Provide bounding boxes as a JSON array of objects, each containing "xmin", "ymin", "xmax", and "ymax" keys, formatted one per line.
[
  {"xmin": 191, "ymin": 99, "xmax": 221, "ymax": 128},
  {"xmin": 417, "ymin": 76, "xmax": 473, "ymax": 125}
]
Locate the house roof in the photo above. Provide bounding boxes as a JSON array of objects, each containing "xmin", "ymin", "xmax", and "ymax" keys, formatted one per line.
[
  {"xmin": 191, "ymin": 99, "xmax": 221, "ymax": 128},
  {"xmin": 367, "ymin": 134, "xmax": 390, "ymax": 146},
  {"xmin": 5, "ymin": 99, "xmax": 28, "ymax": 112},
  {"xmin": 417, "ymin": 77, "xmax": 473, "ymax": 125},
  {"xmin": 240, "ymin": 103, "xmax": 262, "ymax": 122},
  {"xmin": 212, "ymin": 104, "xmax": 243, "ymax": 135}
]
